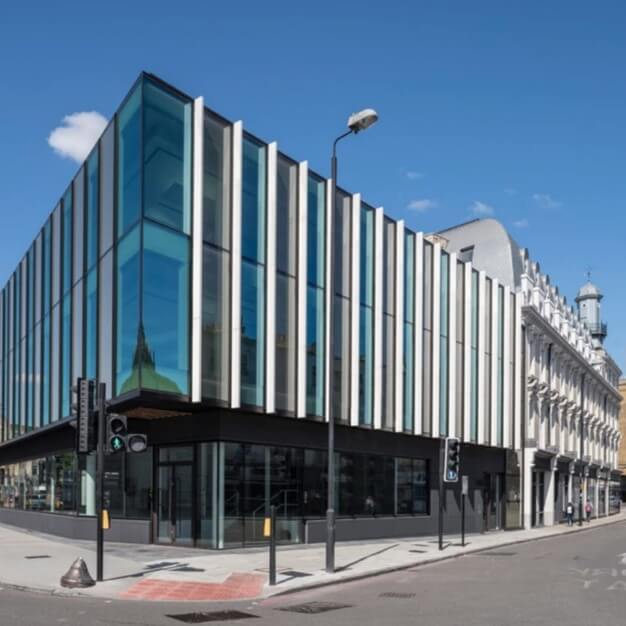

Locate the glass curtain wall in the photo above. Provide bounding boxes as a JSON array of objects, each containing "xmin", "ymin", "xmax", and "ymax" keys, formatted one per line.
[
  {"xmin": 115, "ymin": 76, "xmax": 192, "ymax": 397},
  {"xmin": 403, "ymin": 232, "xmax": 415, "ymax": 432},
  {"xmin": 240, "ymin": 136, "xmax": 266, "ymax": 407},
  {"xmin": 382, "ymin": 218, "xmax": 395, "ymax": 430},
  {"xmin": 422, "ymin": 242, "xmax": 433, "ymax": 435},
  {"xmin": 455, "ymin": 261, "xmax": 464, "ymax": 437},
  {"xmin": 359, "ymin": 205, "xmax": 374, "ymax": 426},
  {"xmin": 306, "ymin": 175, "xmax": 325, "ymax": 417},
  {"xmin": 497, "ymin": 285, "xmax": 505, "ymax": 446},
  {"xmin": 439, "ymin": 251, "xmax": 449, "ymax": 436},
  {"xmin": 484, "ymin": 278, "xmax": 493, "ymax": 442},
  {"xmin": 333, "ymin": 191, "xmax": 351, "ymax": 423},
  {"xmin": 202, "ymin": 111, "xmax": 231, "ymax": 402},
  {"xmin": 275, "ymin": 155, "xmax": 297, "ymax": 414},
  {"xmin": 470, "ymin": 270, "xmax": 479, "ymax": 441}
]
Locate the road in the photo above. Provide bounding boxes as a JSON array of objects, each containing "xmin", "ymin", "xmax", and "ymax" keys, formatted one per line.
[{"xmin": 1, "ymin": 521, "xmax": 625, "ymax": 626}]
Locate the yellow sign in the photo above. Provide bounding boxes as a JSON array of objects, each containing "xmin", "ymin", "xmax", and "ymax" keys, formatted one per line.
[
  {"xmin": 263, "ymin": 517, "xmax": 271, "ymax": 538},
  {"xmin": 102, "ymin": 509, "xmax": 110, "ymax": 530}
]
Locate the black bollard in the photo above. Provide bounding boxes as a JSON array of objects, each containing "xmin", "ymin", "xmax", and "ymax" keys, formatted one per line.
[{"xmin": 60, "ymin": 557, "xmax": 96, "ymax": 588}]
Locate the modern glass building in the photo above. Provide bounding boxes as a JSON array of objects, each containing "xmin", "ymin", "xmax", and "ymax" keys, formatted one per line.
[{"xmin": 0, "ymin": 73, "xmax": 530, "ymax": 547}]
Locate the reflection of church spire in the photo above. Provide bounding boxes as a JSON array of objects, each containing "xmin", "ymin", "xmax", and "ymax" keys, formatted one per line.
[{"xmin": 132, "ymin": 322, "xmax": 155, "ymax": 369}]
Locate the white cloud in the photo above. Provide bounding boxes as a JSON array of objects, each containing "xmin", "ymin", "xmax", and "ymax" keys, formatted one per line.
[
  {"xmin": 407, "ymin": 198, "xmax": 437, "ymax": 212},
  {"xmin": 405, "ymin": 170, "xmax": 424, "ymax": 180},
  {"xmin": 513, "ymin": 218, "xmax": 529, "ymax": 228},
  {"xmin": 503, "ymin": 187, "xmax": 517, "ymax": 195},
  {"xmin": 48, "ymin": 111, "xmax": 107, "ymax": 163},
  {"xmin": 470, "ymin": 201, "xmax": 495, "ymax": 216},
  {"xmin": 532, "ymin": 193, "xmax": 561, "ymax": 209}
]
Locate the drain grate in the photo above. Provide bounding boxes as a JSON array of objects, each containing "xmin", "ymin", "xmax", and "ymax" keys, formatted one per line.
[
  {"xmin": 278, "ymin": 602, "xmax": 352, "ymax": 615},
  {"xmin": 409, "ymin": 549, "xmax": 426, "ymax": 554},
  {"xmin": 24, "ymin": 555, "xmax": 51, "ymax": 560},
  {"xmin": 380, "ymin": 592, "xmax": 416, "ymax": 599},
  {"xmin": 475, "ymin": 551, "xmax": 517, "ymax": 557},
  {"xmin": 173, "ymin": 566, "xmax": 205, "ymax": 573},
  {"xmin": 167, "ymin": 610, "xmax": 259, "ymax": 623}
]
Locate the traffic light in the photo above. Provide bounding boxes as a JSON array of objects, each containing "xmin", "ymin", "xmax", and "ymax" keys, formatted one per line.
[
  {"xmin": 105, "ymin": 414, "xmax": 148, "ymax": 455},
  {"xmin": 73, "ymin": 378, "xmax": 96, "ymax": 454},
  {"xmin": 444, "ymin": 437, "xmax": 460, "ymax": 483}
]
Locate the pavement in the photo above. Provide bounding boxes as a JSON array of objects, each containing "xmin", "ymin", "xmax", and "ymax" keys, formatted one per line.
[{"xmin": 0, "ymin": 511, "xmax": 624, "ymax": 603}]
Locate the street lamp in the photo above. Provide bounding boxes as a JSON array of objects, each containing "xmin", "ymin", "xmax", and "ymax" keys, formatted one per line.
[{"xmin": 326, "ymin": 108, "xmax": 379, "ymax": 574}]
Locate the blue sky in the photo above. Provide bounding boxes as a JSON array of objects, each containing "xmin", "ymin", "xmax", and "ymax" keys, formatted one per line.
[{"xmin": 1, "ymin": 0, "xmax": 625, "ymax": 368}]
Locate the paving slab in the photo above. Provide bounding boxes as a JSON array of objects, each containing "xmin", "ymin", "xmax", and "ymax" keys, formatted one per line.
[{"xmin": 0, "ymin": 511, "xmax": 623, "ymax": 602}]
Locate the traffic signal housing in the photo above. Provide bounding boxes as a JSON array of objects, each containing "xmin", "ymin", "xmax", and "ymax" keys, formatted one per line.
[
  {"xmin": 444, "ymin": 437, "xmax": 460, "ymax": 483},
  {"xmin": 73, "ymin": 378, "xmax": 96, "ymax": 454},
  {"xmin": 105, "ymin": 414, "xmax": 148, "ymax": 455}
]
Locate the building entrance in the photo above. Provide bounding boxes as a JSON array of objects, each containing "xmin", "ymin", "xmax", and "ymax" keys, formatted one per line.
[{"xmin": 156, "ymin": 446, "xmax": 194, "ymax": 545}]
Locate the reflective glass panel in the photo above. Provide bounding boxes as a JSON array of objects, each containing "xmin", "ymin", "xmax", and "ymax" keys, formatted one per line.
[
  {"xmin": 202, "ymin": 244, "xmax": 229, "ymax": 401},
  {"xmin": 276, "ymin": 273, "xmax": 296, "ymax": 413},
  {"xmin": 142, "ymin": 222, "xmax": 190, "ymax": 395},
  {"xmin": 62, "ymin": 188, "xmax": 72, "ymax": 294},
  {"xmin": 241, "ymin": 260, "xmax": 264, "ymax": 407},
  {"xmin": 115, "ymin": 227, "xmax": 140, "ymax": 395},
  {"xmin": 306, "ymin": 286, "xmax": 324, "ymax": 416},
  {"xmin": 203, "ymin": 114, "xmax": 231, "ymax": 249},
  {"xmin": 143, "ymin": 80, "xmax": 192, "ymax": 234},
  {"xmin": 242, "ymin": 138, "xmax": 266, "ymax": 263},
  {"xmin": 85, "ymin": 269, "xmax": 98, "ymax": 380},
  {"xmin": 307, "ymin": 175, "xmax": 325, "ymax": 288},
  {"xmin": 86, "ymin": 149, "xmax": 99, "ymax": 269},
  {"xmin": 61, "ymin": 295, "xmax": 71, "ymax": 418},
  {"xmin": 117, "ymin": 85, "xmax": 141, "ymax": 237}
]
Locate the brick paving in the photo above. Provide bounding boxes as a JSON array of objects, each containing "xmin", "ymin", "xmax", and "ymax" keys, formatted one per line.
[{"xmin": 119, "ymin": 572, "xmax": 266, "ymax": 601}]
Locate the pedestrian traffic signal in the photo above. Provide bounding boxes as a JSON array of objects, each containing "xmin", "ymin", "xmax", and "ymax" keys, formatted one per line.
[
  {"xmin": 105, "ymin": 414, "xmax": 148, "ymax": 455},
  {"xmin": 73, "ymin": 378, "xmax": 96, "ymax": 454},
  {"xmin": 444, "ymin": 437, "xmax": 460, "ymax": 483}
]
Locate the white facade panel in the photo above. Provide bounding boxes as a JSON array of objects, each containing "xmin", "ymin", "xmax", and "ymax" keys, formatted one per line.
[
  {"xmin": 395, "ymin": 221, "xmax": 405, "ymax": 432},
  {"xmin": 265, "ymin": 142, "xmax": 277, "ymax": 414},
  {"xmin": 191, "ymin": 97, "xmax": 204, "ymax": 403},
  {"xmin": 373, "ymin": 207, "xmax": 384, "ymax": 430},
  {"xmin": 432, "ymin": 243, "xmax": 441, "ymax": 439},
  {"xmin": 350, "ymin": 194, "xmax": 361, "ymax": 426},
  {"xmin": 448, "ymin": 252, "xmax": 457, "ymax": 438},
  {"xmin": 463, "ymin": 262, "xmax": 472, "ymax": 442},
  {"xmin": 477, "ymin": 270, "xmax": 486, "ymax": 445},
  {"xmin": 413, "ymin": 233, "xmax": 424, "ymax": 435},
  {"xmin": 296, "ymin": 161, "xmax": 308, "ymax": 417}
]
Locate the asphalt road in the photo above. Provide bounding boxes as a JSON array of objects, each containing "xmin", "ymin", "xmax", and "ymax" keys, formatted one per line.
[{"xmin": 1, "ymin": 521, "xmax": 626, "ymax": 626}]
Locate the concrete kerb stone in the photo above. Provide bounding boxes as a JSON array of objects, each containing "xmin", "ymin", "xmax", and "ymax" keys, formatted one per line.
[{"xmin": 265, "ymin": 513, "xmax": 626, "ymax": 599}]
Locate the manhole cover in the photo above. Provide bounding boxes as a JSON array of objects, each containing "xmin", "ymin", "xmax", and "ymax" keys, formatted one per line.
[
  {"xmin": 278, "ymin": 602, "xmax": 352, "ymax": 614},
  {"xmin": 167, "ymin": 610, "xmax": 259, "ymax": 623},
  {"xmin": 476, "ymin": 551, "xmax": 517, "ymax": 557},
  {"xmin": 24, "ymin": 555, "xmax": 51, "ymax": 559},
  {"xmin": 380, "ymin": 592, "xmax": 416, "ymax": 599}
]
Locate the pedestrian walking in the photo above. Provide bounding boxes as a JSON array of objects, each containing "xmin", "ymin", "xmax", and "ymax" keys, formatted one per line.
[
  {"xmin": 585, "ymin": 499, "xmax": 593, "ymax": 523},
  {"xmin": 566, "ymin": 501, "xmax": 574, "ymax": 526}
]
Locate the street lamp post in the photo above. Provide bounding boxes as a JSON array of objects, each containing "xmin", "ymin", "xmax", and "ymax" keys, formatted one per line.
[{"xmin": 326, "ymin": 108, "xmax": 378, "ymax": 574}]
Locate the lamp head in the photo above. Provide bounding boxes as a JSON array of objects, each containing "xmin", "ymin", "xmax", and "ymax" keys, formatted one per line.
[{"xmin": 347, "ymin": 108, "xmax": 379, "ymax": 134}]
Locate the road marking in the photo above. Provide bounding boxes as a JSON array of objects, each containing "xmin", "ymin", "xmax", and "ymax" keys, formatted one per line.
[
  {"xmin": 607, "ymin": 581, "xmax": 626, "ymax": 591},
  {"xmin": 581, "ymin": 580, "xmax": 598, "ymax": 589}
]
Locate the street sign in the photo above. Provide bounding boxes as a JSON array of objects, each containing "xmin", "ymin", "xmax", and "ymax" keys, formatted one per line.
[{"xmin": 462, "ymin": 475, "xmax": 469, "ymax": 496}]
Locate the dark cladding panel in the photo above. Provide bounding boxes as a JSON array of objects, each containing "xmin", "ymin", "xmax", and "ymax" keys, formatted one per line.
[{"xmin": 72, "ymin": 167, "xmax": 85, "ymax": 285}]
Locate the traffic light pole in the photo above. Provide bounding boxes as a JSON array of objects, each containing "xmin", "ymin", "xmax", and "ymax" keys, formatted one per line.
[
  {"xmin": 438, "ymin": 438, "xmax": 444, "ymax": 551},
  {"xmin": 96, "ymin": 381, "xmax": 106, "ymax": 582}
]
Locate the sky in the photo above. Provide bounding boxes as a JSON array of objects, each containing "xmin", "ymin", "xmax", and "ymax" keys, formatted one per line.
[{"xmin": 1, "ymin": 0, "xmax": 625, "ymax": 369}]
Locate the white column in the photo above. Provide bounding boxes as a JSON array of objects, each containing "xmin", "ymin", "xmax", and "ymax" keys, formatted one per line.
[
  {"xmin": 395, "ymin": 221, "xmax": 405, "ymax": 432},
  {"xmin": 448, "ymin": 252, "xmax": 457, "ymax": 438},
  {"xmin": 544, "ymin": 459, "xmax": 556, "ymax": 526},
  {"xmin": 265, "ymin": 142, "xmax": 277, "ymax": 414},
  {"xmin": 462, "ymin": 262, "xmax": 472, "ymax": 442},
  {"xmin": 490, "ymin": 278, "xmax": 499, "ymax": 446},
  {"xmin": 191, "ymin": 96, "xmax": 204, "ymax": 403},
  {"xmin": 514, "ymin": 294, "xmax": 522, "ymax": 451},
  {"xmin": 230, "ymin": 121, "xmax": 243, "ymax": 408},
  {"xmin": 373, "ymin": 208, "xmax": 384, "ymax": 430},
  {"xmin": 522, "ymin": 455, "xmax": 533, "ymax": 529},
  {"xmin": 432, "ymin": 243, "xmax": 441, "ymax": 439},
  {"xmin": 350, "ymin": 194, "xmax": 361, "ymax": 426},
  {"xmin": 296, "ymin": 162, "xmax": 308, "ymax": 418},
  {"xmin": 413, "ymin": 233, "xmax": 424, "ymax": 435},
  {"xmin": 477, "ymin": 271, "xmax": 487, "ymax": 445},
  {"xmin": 503, "ymin": 285, "xmax": 512, "ymax": 448}
]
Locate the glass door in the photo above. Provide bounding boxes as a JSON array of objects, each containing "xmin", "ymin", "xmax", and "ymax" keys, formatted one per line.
[{"xmin": 157, "ymin": 455, "xmax": 194, "ymax": 546}]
